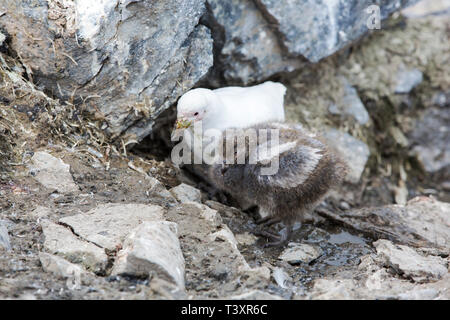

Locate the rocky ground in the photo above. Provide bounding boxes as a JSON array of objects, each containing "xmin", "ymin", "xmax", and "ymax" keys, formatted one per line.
[{"xmin": 0, "ymin": 1, "xmax": 449, "ymax": 300}]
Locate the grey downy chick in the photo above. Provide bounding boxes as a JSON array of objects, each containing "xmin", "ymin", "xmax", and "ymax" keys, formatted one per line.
[{"xmin": 206, "ymin": 122, "xmax": 348, "ymax": 246}]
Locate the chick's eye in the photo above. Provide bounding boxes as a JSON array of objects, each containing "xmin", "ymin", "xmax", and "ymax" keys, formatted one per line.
[{"xmin": 194, "ymin": 112, "xmax": 199, "ymax": 116}]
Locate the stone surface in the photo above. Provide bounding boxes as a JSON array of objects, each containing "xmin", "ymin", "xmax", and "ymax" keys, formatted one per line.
[
  {"xmin": 272, "ymin": 267, "xmax": 292, "ymax": 289},
  {"xmin": 111, "ymin": 221, "xmax": 185, "ymax": 289},
  {"xmin": 206, "ymin": 0, "xmax": 302, "ymax": 84},
  {"xmin": 169, "ymin": 183, "xmax": 202, "ymax": 203},
  {"xmin": 401, "ymin": 0, "xmax": 450, "ymax": 18},
  {"xmin": 164, "ymin": 202, "xmax": 264, "ymax": 294},
  {"xmin": 28, "ymin": 151, "xmax": 78, "ymax": 193},
  {"xmin": 323, "ymin": 129, "xmax": 370, "ymax": 183},
  {"xmin": 30, "ymin": 206, "xmax": 52, "ymax": 221},
  {"xmin": 409, "ymin": 107, "xmax": 449, "ymax": 175},
  {"xmin": 0, "ymin": 221, "xmax": 11, "ymax": 251},
  {"xmin": 329, "ymin": 78, "xmax": 370, "ymax": 125},
  {"xmin": 374, "ymin": 239, "xmax": 448, "ymax": 283},
  {"xmin": 39, "ymin": 252, "xmax": 88, "ymax": 289},
  {"xmin": 279, "ymin": 243, "xmax": 323, "ymax": 264},
  {"xmin": 0, "ymin": 0, "xmax": 213, "ymax": 140},
  {"xmin": 256, "ymin": 0, "xmax": 420, "ymax": 63},
  {"xmin": 318, "ymin": 197, "xmax": 450, "ymax": 251},
  {"xmin": 309, "ymin": 278, "xmax": 358, "ymax": 299},
  {"xmin": 146, "ymin": 177, "xmax": 177, "ymax": 204},
  {"xmin": 59, "ymin": 203, "xmax": 164, "ymax": 251},
  {"xmin": 394, "ymin": 67, "xmax": 423, "ymax": 93},
  {"xmin": 40, "ymin": 219, "xmax": 108, "ymax": 273}
]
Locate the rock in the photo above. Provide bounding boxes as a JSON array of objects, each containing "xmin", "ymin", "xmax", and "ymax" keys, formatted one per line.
[
  {"xmin": 255, "ymin": 0, "xmax": 420, "ymax": 63},
  {"xmin": 111, "ymin": 221, "xmax": 185, "ymax": 289},
  {"xmin": 329, "ymin": 78, "xmax": 369, "ymax": 125},
  {"xmin": 397, "ymin": 288, "xmax": 440, "ymax": 300},
  {"xmin": 125, "ymin": 25, "xmax": 214, "ymax": 140},
  {"xmin": 169, "ymin": 183, "xmax": 201, "ymax": 203},
  {"xmin": 205, "ymin": 0, "xmax": 302, "ymax": 84},
  {"xmin": 0, "ymin": 221, "xmax": 11, "ymax": 251},
  {"xmin": 272, "ymin": 267, "xmax": 292, "ymax": 289},
  {"xmin": 39, "ymin": 252, "xmax": 88, "ymax": 290},
  {"xmin": 228, "ymin": 290, "xmax": 283, "ymax": 300},
  {"xmin": 184, "ymin": 201, "xmax": 223, "ymax": 227},
  {"xmin": 394, "ymin": 67, "xmax": 423, "ymax": 93},
  {"xmin": 309, "ymin": 279, "xmax": 357, "ymax": 300},
  {"xmin": 0, "ymin": 31, "xmax": 5, "ymax": 47},
  {"xmin": 374, "ymin": 239, "xmax": 448, "ymax": 283},
  {"xmin": 323, "ymin": 128, "xmax": 370, "ymax": 183},
  {"xmin": 30, "ymin": 206, "xmax": 52, "ymax": 221},
  {"xmin": 59, "ymin": 203, "xmax": 165, "ymax": 251},
  {"xmin": 409, "ymin": 107, "xmax": 449, "ymax": 174},
  {"xmin": 209, "ymin": 224, "xmax": 251, "ymax": 271},
  {"xmin": 205, "ymin": 200, "xmax": 243, "ymax": 219},
  {"xmin": 165, "ymin": 203, "xmax": 254, "ymax": 292},
  {"xmin": 40, "ymin": 219, "xmax": 108, "ymax": 273},
  {"xmin": 279, "ymin": 243, "xmax": 323, "ymax": 265},
  {"xmin": 0, "ymin": 1, "xmax": 213, "ymax": 140},
  {"xmin": 146, "ymin": 177, "xmax": 177, "ymax": 204},
  {"xmin": 147, "ymin": 277, "xmax": 188, "ymax": 300},
  {"xmin": 318, "ymin": 197, "xmax": 450, "ymax": 251},
  {"xmin": 402, "ymin": 0, "xmax": 450, "ymax": 18},
  {"xmin": 432, "ymin": 91, "xmax": 450, "ymax": 108},
  {"xmin": 28, "ymin": 151, "xmax": 78, "ymax": 193}
]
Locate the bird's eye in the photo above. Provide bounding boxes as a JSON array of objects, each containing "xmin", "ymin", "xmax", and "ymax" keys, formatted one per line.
[{"xmin": 194, "ymin": 112, "xmax": 199, "ymax": 116}]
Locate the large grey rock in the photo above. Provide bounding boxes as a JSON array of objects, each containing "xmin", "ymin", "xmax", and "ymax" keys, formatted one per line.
[
  {"xmin": 59, "ymin": 203, "xmax": 165, "ymax": 251},
  {"xmin": 256, "ymin": 0, "xmax": 420, "ymax": 63},
  {"xmin": 374, "ymin": 240, "xmax": 448, "ymax": 283},
  {"xmin": 0, "ymin": 0, "xmax": 213, "ymax": 140},
  {"xmin": 41, "ymin": 219, "xmax": 108, "ymax": 273},
  {"xmin": 206, "ymin": 0, "xmax": 302, "ymax": 84},
  {"xmin": 323, "ymin": 128, "xmax": 370, "ymax": 183},
  {"xmin": 28, "ymin": 151, "xmax": 79, "ymax": 193},
  {"xmin": 111, "ymin": 221, "xmax": 185, "ymax": 289}
]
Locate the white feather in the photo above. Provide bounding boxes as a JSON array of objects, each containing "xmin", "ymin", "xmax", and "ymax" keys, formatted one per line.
[{"xmin": 178, "ymin": 81, "xmax": 286, "ymax": 132}]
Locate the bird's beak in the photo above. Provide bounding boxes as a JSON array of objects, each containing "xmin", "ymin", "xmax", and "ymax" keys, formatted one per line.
[{"xmin": 175, "ymin": 118, "xmax": 192, "ymax": 129}]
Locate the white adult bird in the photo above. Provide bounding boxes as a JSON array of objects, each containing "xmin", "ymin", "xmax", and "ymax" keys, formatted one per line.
[{"xmin": 175, "ymin": 81, "xmax": 286, "ymax": 131}]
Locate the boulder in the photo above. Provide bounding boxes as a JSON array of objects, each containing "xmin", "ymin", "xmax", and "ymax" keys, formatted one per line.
[
  {"xmin": 59, "ymin": 203, "xmax": 165, "ymax": 251},
  {"xmin": 40, "ymin": 219, "xmax": 108, "ymax": 273},
  {"xmin": 374, "ymin": 239, "xmax": 448, "ymax": 283},
  {"xmin": 111, "ymin": 221, "xmax": 185, "ymax": 289},
  {"xmin": 255, "ymin": 0, "xmax": 420, "ymax": 62},
  {"xmin": 28, "ymin": 151, "xmax": 79, "ymax": 193},
  {"xmin": 0, "ymin": 0, "xmax": 213, "ymax": 140}
]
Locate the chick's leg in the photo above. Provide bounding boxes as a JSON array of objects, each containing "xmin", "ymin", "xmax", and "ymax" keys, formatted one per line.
[
  {"xmin": 262, "ymin": 224, "xmax": 293, "ymax": 248},
  {"xmin": 255, "ymin": 216, "xmax": 281, "ymax": 227}
]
